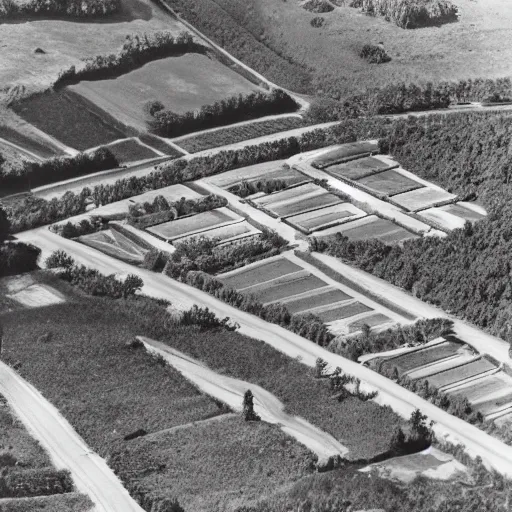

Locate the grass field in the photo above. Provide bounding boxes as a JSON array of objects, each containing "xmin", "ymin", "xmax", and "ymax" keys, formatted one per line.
[
  {"xmin": 117, "ymin": 417, "xmax": 314, "ymax": 512},
  {"xmin": 348, "ymin": 313, "xmax": 393, "ymax": 333},
  {"xmin": 317, "ymin": 301, "xmax": 373, "ymax": 322},
  {"xmin": 176, "ymin": 116, "xmax": 304, "ymax": 153},
  {"xmin": 102, "ymin": 138, "xmax": 159, "ymax": 164},
  {"xmin": 318, "ymin": 215, "xmax": 419, "ymax": 244},
  {"xmin": 70, "ymin": 54, "xmax": 261, "ymax": 131},
  {"xmin": 219, "ymin": 257, "xmax": 302, "ymax": 289},
  {"xmin": 147, "ymin": 208, "xmax": 241, "ymax": 241},
  {"xmin": 381, "ymin": 341, "xmax": 462, "ymax": 375},
  {"xmin": 201, "ymin": 0, "xmax": 512, "ymax": 99},
  {"xmin": 312, "ymin": 142, "xmax": 379, "ymax": 168},
  {"xmin": 78, "ymin": 228, "xmax": 149, "ymax": 265},
  {"xmin": 426, "ymin": 358, "xmax": 497, "ymax": 389},
  {"xmin": 392, "ymin": 187, "xmax": 457, "ymax": 211},
  {"xmin": 0, "ymin": 125, "xmax": 62, "ymax": 159},
  {"xmin": 0, "ymin": 0, "xmax": 185, "ymax": 94},
  {"xmin": 283, "ymin": 287, "xmax": 351, "ymax": 314},
  {"xmin": 11, "ymin": 90, "xmax": 128, "ymax": 150},
  {"xmin": 0, "ymin": 493, "xmax": 93, "ymax": 512},
  {"xmin": 245, "ymin": 273, "xmax": 328, "ymax": 304},
  {"xmin": 326, "ymin": 157, "xmax": 398, "ymax": 181},
  {"xmin": 287, "ymin": 203, "xmax": 366, "ymax": 232},
  {"xmin": 137, "ymin": 133, "xmax": 184, "ymax": 157},
  {"xmin": 178, "ymin": 220, "xmax": 261, "ymax": 245},
  {"xmin": 357, "ymin": 170, "xmax": 424, "ymax": 196}
]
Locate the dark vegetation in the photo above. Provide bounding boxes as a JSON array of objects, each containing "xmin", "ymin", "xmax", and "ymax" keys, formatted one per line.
[
  {"xmin": 51, "ymin": 217, "xmax": 105, "ymax": 239},
  {"xmin": 138, "ymin": 134, "xmax": 185, "ymax": 158},
  {"xmin": 0, "ymin": 148, "xmax": 118, "ymax": 196},
  {"xmin": 0, "ymin": 126, "xmax": 61, "ymax": 159},
  {"xmin": 360, "ymin": 43, "xmax": 391, "ymax": 64},
  {"xmin": 0, "ymin": 493, "xmax": 93, "ymax": 512},
  {"xmin": 228, "ymin": 179, "xmax": 289, "ymax": 198},
  {"xmin": 346, "ymin": 0, "xmax": 458, "ymax": 29},
  {"xmin": 105, "ymin": 139, "xmax": 159, "ymax": 165},
  {"xmin": 331, "ymin": 317, "xmax": 453, "ymax": 361},
  {"xmin": 148, "ymin": 90, "xmax": 299, "ymax": 137},
  {"xmin": 0, "ymin": 469, "xmax": 73, "ymax": 499},
  {"xmin": 310, "ymin": 16, "xmax": 325, "ymax": 27},
  {"xmin": 176, "ymin": 117, "xmax": 304, "ymax": 154},
  {"xmin": 302, "ymin": 0, "xmax": 334, "ymax": 13},
  {"xmin": 55, "ymin": 32, "xmax": 205, "ymax": 88},
  {"xmin": 312, "ymin": 112, "xmax": 512, "ymax": 343},
  {"xmin": 127, "ymin": 194, "xmax": 227, "ymax": 230},
  {"xmin": 0, "ymin": 0, "xmax": 120, "ymax": 19}
]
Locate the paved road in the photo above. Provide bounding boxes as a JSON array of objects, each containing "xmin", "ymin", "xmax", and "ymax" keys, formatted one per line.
[
  {"xmin": 0, "ymin": 361, "xmax": 145, "ymax": 512},
  {"xmin": 16, "ymin": 227, "xmax": 512, "ymax": 477},
  {"xmin": 141, "ymin": 337, "xmax": 348, "ymax": 461}
]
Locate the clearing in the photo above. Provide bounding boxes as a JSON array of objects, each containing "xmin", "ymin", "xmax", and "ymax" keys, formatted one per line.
[{"xmin": 69, "ymin": 53, "xmax": 261, "ymax": 132}]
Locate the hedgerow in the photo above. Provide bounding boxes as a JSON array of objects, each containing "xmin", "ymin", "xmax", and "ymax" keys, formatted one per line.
[{"xmin": 0, "ymin": 0, "xmax": 120, "ymax": 19}]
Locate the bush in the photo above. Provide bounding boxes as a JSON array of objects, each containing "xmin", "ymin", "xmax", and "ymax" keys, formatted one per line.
[
  {"xmin": 302, "ymin": 0, "xmax": 334, "ymax": 13},
  {"xmin": 0, "ymin": 468, "xmax": 73, "ymax": 498},
  {"xmin": 0, "ymin": 243, "xmax": 40, "ymax": 277},
  {"xmin": 149, "ymin": 90, "xmax": 299, "ymax": 137},
  {"xmin": 228, "ymin": 179, "xmax": 288, "ymax": 198},
  {"xmin": 51, "ymin": 217, "xmax": 105, "ymax": 239},
  {"xmin": 360, "ymin": 44, "xmax": 391, "ymax": 64},
  {"xmin": 310, "ymin": 16, "xmax": 325, "ymax": 27}
]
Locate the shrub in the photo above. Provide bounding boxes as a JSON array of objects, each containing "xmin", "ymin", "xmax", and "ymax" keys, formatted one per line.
[
  {"xmin": 51, "ymin": 217, "xmax": 105, "ymax": 239},
  {"xmin": 0, "ymin": 243, "xmax": 40, "ymax": 277},
  {"xmin": 360, "ymin": 44, "xmax": 391, "ymax": 64},
  {"xmin": 149, "ymin": 89, "xmax": 299, "ymax": 137},
  {"xmin": 0, "ymin": 468, "xmax": 73, "ymax": 498},
  {"xmin": 310, "ymin": 16, "xmax": 325, "ymax": 27},
  {"xmin": 302, "ymin": 0, "xmax": 334, "ymax": 13},
  {"xmin": 228, "ymin": 179, "xmax": 288, "ymax": 198}
]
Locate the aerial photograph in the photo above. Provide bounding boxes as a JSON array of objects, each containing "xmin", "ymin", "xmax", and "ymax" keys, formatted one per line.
[{"xmin": 1, "ymin": 0, "xmax": 512, "ymax": 510}]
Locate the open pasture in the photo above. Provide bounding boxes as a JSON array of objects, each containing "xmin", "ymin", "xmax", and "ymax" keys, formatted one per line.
[
  {"xmin": 70, "ymin": 53, "xmax": 261, "ymax": 132},
  {"xmin": 380, "ymin": 341, "xmax": 463, "ymax": 376},
  {"xmin": 356, "ymin": 169, "xmax": 424, "ymax": 196},
  {"xmin": 79, "ymin": 228, "xmax": 149, "ymax": 264},
  {"xmin": 392, "ymin": 187, "xmax": 457, "ymax": 212},
  {"xmin": 315, "ymin": 301, "xmax": 373, "ymax": 323},
  {"xmin": 176, "ymin": 116, "xmax": 304, "ymax": 153},
  {"xmin": 286, "ymin": 203, "xmax": 366, "ymax": 233},
  {"xmin": 426, "ymin": 358, "xmax": 497, "ymax": 390},
  {"xmin": 283, "ymin": 287, "xmax": 352, "ymax": 314},
  {"xmin": 219, "ymin": 257, "xmax": 302, "ymax": 290},
  {"xmin": 325, "ymin": 156, "xmax": 398, "ymax": 181},
  {"xmin": 311, "ymin": 142, "xmax": 379, "ymax": 169},
  {"xmin": 348, "ymin": 313, "xmax": 393, "ymax": 333},
  {"xmin": 315, "ymin": 215, "xmax": 419, "ymax": 244},
  {"xmin": 101, "ymin": 138, "xmax": 160, "ymax": 164},
  {"xmin": 178, "ymin": 220, "xmax": 261, "ymax": 245},
  {"xmin": 245, "ymin": 272, "xmax": 328, "ymax": 304},
  {"xmin": 0, "ymin": 0, "xmax": 185, "ymax": 93},
  {"xmin": 147, "ymin": 208, "xmax": 242, "ymax": 241},
  {"xmin": 12, "ymin": 90, "xmax": 128, "ymax": 151}
]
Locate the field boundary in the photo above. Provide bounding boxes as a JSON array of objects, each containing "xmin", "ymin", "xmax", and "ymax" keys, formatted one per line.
[{"xmin": 295, "ymin": 251, "xmax": 417, "ymax": 321}]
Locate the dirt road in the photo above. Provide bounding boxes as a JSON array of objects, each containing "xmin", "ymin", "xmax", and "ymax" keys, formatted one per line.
[
  {"xmin": 140, "ymin": 337, "xmax": 348, "ymax": 461},
  {"xmin": 0, "ymin": 361, "xmax": 145, "ymax": 512},
  {"xmin": 16, "ymin": 227, "xmax": 512, "ymax": 477}
]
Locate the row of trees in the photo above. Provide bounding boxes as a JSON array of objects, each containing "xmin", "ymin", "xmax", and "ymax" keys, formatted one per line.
[
  {"xmin": 148, "ymin": 90, "xmax": 299, "ymax": 137},
  {"xmin": 55, "ymin": 32, "xmax": 204, "ymax": 88},
  {"xmin": 128, "ymin": 194, "xmax": 227, "ymax": 229},
  {"xmin": 0, "ymin": 0, "xmax": 120, "ymax": 18},
  {"xmin": 0, "ymin": 147, "xmax": 118, "ymax": 196},
  {"xmin": 228, "ymin": 178, "xmax": 288, "ymax": 198}
]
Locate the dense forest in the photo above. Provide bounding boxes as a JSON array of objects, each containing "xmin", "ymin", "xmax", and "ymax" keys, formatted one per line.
[{"xmin": 313, "ymin": 111, "xmax": 512, "ymax": 342}]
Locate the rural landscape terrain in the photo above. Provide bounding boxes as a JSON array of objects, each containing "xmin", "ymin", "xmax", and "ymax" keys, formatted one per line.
[{"xmin": 1, "ymin": 0, "xmax": 512, "ymax": 510}]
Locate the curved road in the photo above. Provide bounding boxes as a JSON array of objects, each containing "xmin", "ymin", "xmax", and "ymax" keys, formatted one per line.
[
  {"xmin": 0, "ymin": 360, "xmax": 145, "ymax": 512},
  {"xmin": 15, "ymin": 227, "xmax": 512, "ymax": 477},
  {"xmin": 141, "ymin": 337, "xmax": 348, "ymax": 462}
]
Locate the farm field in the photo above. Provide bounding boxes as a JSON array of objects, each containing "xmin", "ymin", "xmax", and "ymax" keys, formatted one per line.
[
  {"xmin": 100, "ymin": 138, "xmax": 160, "ymax": 164},
  {"xmin": 380, "ymin": 341, "xmax": 464, "ymax": 376},
  {"xmin": 316, "ymin": 215, "xmax": 419, "ymax": 244},
  {"xmin": 325, "ymin": 157, "xmax": 399, "ymax": 181},
  {"xmin": 147, "ymin": 208, "xmax": 241, "ymax": 241},
  {"xmin": 314, "ymin": 301, "xmax": 372, "ymax": 323},
  {"xmin": 11, "ymin": 90, "xmax": 128, "ymax": 151},
  {"xmin": 138, "ymin": 133, "xmax": 185, "ymax": 157},
  {"xmin": 311, "ymin": 142, "xmax": 379, "ymax": 169},
  {"xmin": 426, "ymin": 358, "xmax": 497, "ymax": 390},
  {"xmin": 78, "ymin": 228, "xmax": 149, "ymax": 265},
  {"xmin": 0, "ymin": 124, "xmax": 63, "ymax": 159},
  {"xmin": 0, "ymin": 0, "xmax": 185, "ymax": 93},
  {"xmin": 253, "ymin": 183, "xmax": 342, "ymax": 218},
  {"xmin": 347, "ymin": 314, "xmax": 394, "ymax": 334},
  {"xmin": 205, "ymin": 160, "xmax": 291, "ymax": 188},
  {"xmin": 283, "ymin": 287, "xmax": 351, "ymax": 314},
  {"xmin": 450, "ymin": 374, "xmax": 512, "ymax": 404},
  {"xmin": 356, "ymin": 169, "xmax": 424, "ymax": 196},
  {"xmin": 419, "ymin": 202, "xmax": 488, "ymax": 231},
  {"xmin": 219, "ymin": 257, "xmax": 302, "ymax": 289},
  {"xmin": 406, "ymin": 352, "xmax": 476, "ymax": 381},
  {"xmin": 175, "ymin": 116, "xmax": 304, "ymax": 153},
  {"xmin": 392, "ymin": 187, "xmax": 457, "ymax": 212},
  {"xmin": 177, "ymin": 220, "xmax": 261, "ymax": 245},
  {"xmin": 69, "ymin": 54, "xmax": 261, "ymax": 132},
  {"xmin": 0, "ymin": 493, "xmax": 94, "ymax": 512},
  {"xmin": 286, "ymin": 203, "xmax": 366, "ymax": 233}
]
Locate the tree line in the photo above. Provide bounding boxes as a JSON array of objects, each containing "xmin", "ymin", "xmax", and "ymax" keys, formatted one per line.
[
  {"xmin": 54, "ymin": 31, "xmax": 205, "ymax": 88},
  {"xmin": 0, "ymin": 0, "xmax": 120, "ymax": 19},
  {"xmin": 148, "ymin": 89, "xmax": 299, "ymax": 138}
]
